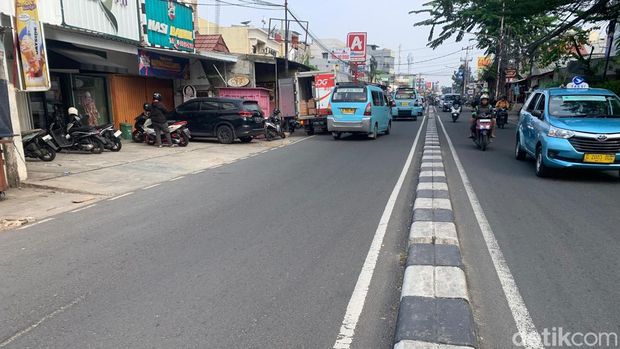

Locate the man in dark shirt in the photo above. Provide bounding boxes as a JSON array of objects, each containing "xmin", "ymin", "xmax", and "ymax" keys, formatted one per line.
[{"xmin": 150, "ymin": 92, "xmax": 174, "ymax": 147}]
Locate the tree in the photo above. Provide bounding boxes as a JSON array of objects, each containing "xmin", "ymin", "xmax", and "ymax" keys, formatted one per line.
[{"xmin": 451, "ymin": 64, "xmax": 474, "ymax": 93}]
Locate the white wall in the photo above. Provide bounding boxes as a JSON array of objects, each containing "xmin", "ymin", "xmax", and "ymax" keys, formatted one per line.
[{"xmin": 1, "ymin": 0, "xmax": 62, "ymax": 25}]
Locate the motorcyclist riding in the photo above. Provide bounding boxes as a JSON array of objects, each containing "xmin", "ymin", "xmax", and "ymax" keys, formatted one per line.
[
  {"xmin": 495, "ymin": 95, "xmax": 510, "ymax": 110},
  {"xmin": 469, "ymin": 94, "xmax": 495, "ymax": 138}
]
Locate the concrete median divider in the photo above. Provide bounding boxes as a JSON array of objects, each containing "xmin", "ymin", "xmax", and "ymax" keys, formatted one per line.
[{"xmin": 393, "ymin": 113, "xmax": 477, "ymax": 349}]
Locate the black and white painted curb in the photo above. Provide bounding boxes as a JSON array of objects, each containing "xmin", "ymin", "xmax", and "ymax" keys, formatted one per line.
[{"xmin": 393, "ymin": 112, "xmax": 477, "ymax": 349}]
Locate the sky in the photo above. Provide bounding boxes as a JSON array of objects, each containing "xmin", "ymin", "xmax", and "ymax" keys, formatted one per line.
[{"xmin": 197, "ymin": 0, "xmax": 487, "ymax": 86}]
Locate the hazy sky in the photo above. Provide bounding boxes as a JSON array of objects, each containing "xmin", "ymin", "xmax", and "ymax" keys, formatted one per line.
[{"xmin": 198, "ymin": 0, "xmax": 486, "ymax": 86}]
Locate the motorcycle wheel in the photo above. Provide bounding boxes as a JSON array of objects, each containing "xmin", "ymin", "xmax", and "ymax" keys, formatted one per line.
[
  {"xmin": 265, "ymin": 129, "xmax": 276, "ymax": 141},
  {"xmin": 132, "ymin": 130, "xmax": 144, "ymax": 143},
  {"xmin": 452, "ymin": 115, "xmax": 458, "ymax": 122},
  {"xmin": 38, "ymin": 144, "xmax": 56, "ymax": 161},
  {"xmin": 239, "ymin": 136, "xmax": 253, "ymax": 143},
  {"xmin": 110, "ymin": 138, "xmax": 122, "ymax": 152},
  {"xmin": 280, "ymin": 132, "xmax": 286, "ymax": 139},
  {"xmin": 91, "ymin": 138, "xmax": 104, "ymax": 154},
  {"xmin": 480, "ymin": 134, "xmax": 488, "ymax": 151},
  {"xmin": 178, "ymin": 132, "xmax": 190, "ymax": 147}
]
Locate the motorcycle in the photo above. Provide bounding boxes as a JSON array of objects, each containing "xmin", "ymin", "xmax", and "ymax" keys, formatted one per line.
[
  {"xmin": 265, "ymin": 109, "xmax": 286, "ymax": 141},
  {"xmin": 451, "ymin": 104, "xmax": 462, "ymax": 122},
  {"xmin": 473, "ymin": 116, "xmax": 493, "ymax": 151},
  {"xmin": 21, "ymin": 129, "xmax": 56, "ymax": 161},
  {"xmin": 495, "ymin": 108, "xmax": 508, "ymax": 129},
  {"xmin": 94, "ymin": 124, "xmax": 122, "ymax": 151},
  {"xmin": 48, "ymin": 116, "xmax": 105, "ymax": 154},
  {"xmin": 143, "ymin": 118, "xmax": 190, "ymax": 147},
  {"xmin": 132, "ymin": 112, "xmax": 148, "ymax": 143}
]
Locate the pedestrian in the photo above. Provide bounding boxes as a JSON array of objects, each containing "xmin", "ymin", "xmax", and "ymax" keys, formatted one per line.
[{"xmin": 149, "ymin": 92, "xmax": 174, "ymax": 147}]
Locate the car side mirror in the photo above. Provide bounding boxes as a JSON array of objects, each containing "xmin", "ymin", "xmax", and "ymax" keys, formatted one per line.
[{"xmin": 531, "ymin": 110, "xmax": 543, "ymax": 119}]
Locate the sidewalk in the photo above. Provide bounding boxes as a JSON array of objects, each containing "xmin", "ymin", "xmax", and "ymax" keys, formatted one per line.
[{"xmin": 1, "ymin": 135, "xmax": 301, "ymax": 230}]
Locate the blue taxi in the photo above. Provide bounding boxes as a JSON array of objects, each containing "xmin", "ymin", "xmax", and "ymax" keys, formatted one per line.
[
  {"xmin": 391, "ymin": 87, "xmax": 423, "ymax": 120},
  {"xmin": 515, "ymin": 80, "xmax": 620, "ymax": 177}
]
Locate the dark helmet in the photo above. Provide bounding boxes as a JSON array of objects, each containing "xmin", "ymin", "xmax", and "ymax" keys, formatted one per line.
[
  {"xmin": 143, "ymin": 103, "xmax": 151, "ymax": 111},
  {"xmin": 152, "ymin": 92, "xmax": 162, "ymax": 101}
]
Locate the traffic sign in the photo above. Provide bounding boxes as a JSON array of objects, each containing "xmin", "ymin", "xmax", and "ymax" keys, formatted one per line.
[{"xmin": 347, "ymin": 32, "xmax": 367, "ymax": 62}]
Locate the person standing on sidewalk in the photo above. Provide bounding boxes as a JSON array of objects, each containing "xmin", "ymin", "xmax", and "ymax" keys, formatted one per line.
[{"xmin": 149, "ymin": 92, "xmax": 174, "ymax": 147}]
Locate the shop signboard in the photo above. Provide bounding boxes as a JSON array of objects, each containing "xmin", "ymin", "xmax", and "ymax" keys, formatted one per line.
[
  {"xmin": 61, "ymin": 0, "xmax": 140, "ymax": 41},
  {"xmin": 15, "ymin": 0, "xmax": 51, "ymax": 91},
  {"xmin": 347, "ymin": 32, "xmax": 367, "ymax": 62},
  {"xmin": 142, "ymin": 0, "xmax": 194, "ymax": 52},
  {"xmin": 138, "ymin": 49, "xmax": 189, "ymax": 80}
]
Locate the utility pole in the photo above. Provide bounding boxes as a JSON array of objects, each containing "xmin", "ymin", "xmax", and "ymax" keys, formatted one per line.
[
  {"xmin": 495, "ymin": 1, "xmax": 505, "ymax": 100},
  {"xmin": 603, "ymin": 18, "xmax": 617, "ymax": 80},
  {"xmin": 462, "ymin": 46, "xmax": 470, "ymax": 97},
  {"xmin": 284, "ymin": 0, "xmax": 289, "ymax": 76},
  {"xmin": 398, "ymin": 44, "xmax": 401, "ymax": 83}
]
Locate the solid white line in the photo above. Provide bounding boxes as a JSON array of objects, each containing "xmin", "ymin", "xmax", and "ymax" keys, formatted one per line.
[
  {"xmin": 169, "ymin": 176, "xmax": 185, "ymax": 182},
  {"xmin": 16, "ymin": 218, "xmax": 54, "ymax": 230},
  {"xmin": 107, "ymin": 192, "xmax": 134, "ymax": 201},
  {"xmin": 333, "ymin": 115, "xmax": 427, "ymax": 349},
  {"xmin": 192, "ymin": 170, "xmax": 205, "ymax": 175},
  {"xmin": 143, "ymin": 183, "xmax": 160, "ymax": 190},
  {"xmin": 70, "ymin": 204, "xmax": 96, "ymax": 213},
  {"xmin": 0, "ymin": 296, "xmax": 83, "ymax": 348},
  {"xmin": 290, "ymin": 135, "xmax": 316, "ymax": 145},
  {"xmin": 437, "ymin": 111, "xmax": 544, "ymax": 348}
]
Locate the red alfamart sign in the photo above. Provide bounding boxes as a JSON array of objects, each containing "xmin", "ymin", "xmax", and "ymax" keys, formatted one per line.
[{"xmin": 347, "ymin": 32, "xmax": 367, "ymax": 62}]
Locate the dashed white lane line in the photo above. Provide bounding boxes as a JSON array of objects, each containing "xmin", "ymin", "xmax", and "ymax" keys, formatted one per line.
[
  {"xmin": 143, "ymin": 183, "xmax": 160, "ymax": 190},
  {"xmin": 333, "ymin": 115, "xmax": 427, "ymax": 349},
  {"xmin": 169, "ymin": 176, "xmax": 185, "ymax": 182},
  {"xmin": 0, "ymin": 296, "xmax": 83, "ymax": 348},
  {"xmin": 16, "ymin": 218, "xmax": 55, "ymax": 230},
  {"xmin": 107, "ymin": 192, "xmax": 134, "ymax": 201},
  {"xmin": 70, "ymin": 204, "xmax": 97, "ymax": 213},
  {"xmin": 436, "ymin": 107, "xmax": 544, "ymax": 349}
]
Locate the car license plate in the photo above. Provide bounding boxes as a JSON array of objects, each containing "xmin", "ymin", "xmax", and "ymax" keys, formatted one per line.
[
  {"xmin": 42, "ymin": 135, "xmax": 52, "ymax": 141},
  {"xmin": 583, "ymin": 153, "xmax": 615, "ymax": 164},
  {"xmin": 401, "ymin": 102, "xmax": 409, "ymax": 106},
  {"xmin": 113, "ymin": 130, "xmax": 122, "ymax": 138},
  {"xmin": 341, "ymin": 108, "xmax": 355, "ymax": 114}
]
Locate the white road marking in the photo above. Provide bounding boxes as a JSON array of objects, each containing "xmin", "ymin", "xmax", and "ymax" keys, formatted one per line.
[
  {"xmin": 436, "ymin": 107, "xmax": 544, "ymax": 349},
  {"xmin": 70, "ymin": 204, "xmax": 96, "ymax": 213},
  {"xmin": 333, "ymin": 115, "xmax": 427, "ymax": 349},
  {"xmin": 107, "ymin": 192, "xmax": 134, "ymax": 201},
  {"xmin": 192, "ymin": 170, "xmax": 205, "ymax": 175},
  {"xmin": 143, "ymin": 183, "xmax": 160, "ymax": 190},
  {"xmin": 169, "ymin": 176, "xmax": 185, "ymax": 182},
  {"xmin": 0, "ymin": 296, "xmax": 83, "ymax": 348},
  {"xmin": 16, "ymin": 218, "xmax": 54, "ymax": 230}
]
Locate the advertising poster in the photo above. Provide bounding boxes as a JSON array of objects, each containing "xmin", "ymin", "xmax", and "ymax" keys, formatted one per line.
[
  {"xmin": 143, "ymin": 0, "xmax": 194, "ymax": 52},
  {"xmin": 15, "ymin": 0, "xmax": 50, "ymax": 91},
  {"xmin": 138, "ymin": 49, "xmax": 189, "ymax": 80}
]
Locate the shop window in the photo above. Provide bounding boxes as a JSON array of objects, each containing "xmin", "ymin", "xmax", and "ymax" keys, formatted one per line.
[{"xmin": 72, "ymin": 75, "xmax": 110, "ymax": 126}]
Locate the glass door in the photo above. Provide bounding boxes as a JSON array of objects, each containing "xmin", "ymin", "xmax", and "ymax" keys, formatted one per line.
[{"xmin": 71, "ymin": 75, "xmax": 110, "ymax": 126}]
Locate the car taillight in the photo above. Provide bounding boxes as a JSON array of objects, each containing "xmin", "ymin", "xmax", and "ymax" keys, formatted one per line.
[
  {"xmin": 364, "ymin": 102, "xmax": 372, "ymax": 116},
  {"xmin": 239, "ymin": 110, "xmax": 252, "ymax": 119},
  {"xmin": 326, "ymin": 103, "xmax": 332, "ymax": 116}
]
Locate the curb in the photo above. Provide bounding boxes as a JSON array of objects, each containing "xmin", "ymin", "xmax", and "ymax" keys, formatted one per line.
[{"xmin": 393, "ymin": 113, "xmax": 478, "ymax": 349}]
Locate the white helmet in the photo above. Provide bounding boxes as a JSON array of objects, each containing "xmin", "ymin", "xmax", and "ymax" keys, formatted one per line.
[
  {"xmin": 68, "ymin": 107, "xmax": 79, "ymax": 116},
  {"xmin": 480, "ymin": 94, "xmax": 490, "ymax": 101}
]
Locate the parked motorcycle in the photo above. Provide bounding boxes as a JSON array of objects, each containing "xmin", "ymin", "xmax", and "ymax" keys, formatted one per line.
[
  {"xmin": 48, "ymin": 116, "xmax": 105, "ymax": 154},
  {"xmin": 265, "ymin": 109, "xmax": 286, "ymax": 141},
  {"xmin": 94, "ymin": 124, "xmax": 122, "ymax": 151},
  {"xmin": 473, "ymin": 116, "xmax": 493, "ymax": 151},
  {"xmin": 495, "ymin": 108, "xmax": 508, "ymax": 129},
  {"xmin": 21, "ymin": 129, "xmax": 56, "ymax": 161},
  {"xmin": 450, "ymin": 104, "xmax": 462, "ymax": 122},
  {"xmin": 143, "ymin": 118, "xmax": 190, "ymax": 147}
]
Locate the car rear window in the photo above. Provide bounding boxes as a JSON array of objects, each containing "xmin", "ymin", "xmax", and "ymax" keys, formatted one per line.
[
  {"xmin": 332, "ymin": 87, "xmax": 367, "ymax": 102},
  {"xmin": 395, "ymin": 90, "xmax": 416, "ymax": 99},
  {"xmin": 549, "ymin": 95, "xmax": 620, "ymax": 118}
]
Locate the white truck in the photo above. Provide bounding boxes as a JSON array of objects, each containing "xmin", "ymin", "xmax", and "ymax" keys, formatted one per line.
[{"xmin": 279, "ymin": 71, "xmax": 349, "ymax": 135}]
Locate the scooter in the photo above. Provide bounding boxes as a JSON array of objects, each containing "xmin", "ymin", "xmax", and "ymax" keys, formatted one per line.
[
  {"xmin": 473, "ymin": 117, "xmax": 493, "ymax": 151},
  {"xmin": 132, "ymin": 112, "xmax": 148, "ymax": 143},
  {"xmin": 48, "ymin": 116, "xmax": 105, "ymax": 154},
  {"xmin": 495, "ymin": 108, "xmax": 508, "ymax": 129},
  {"xmin": 265, "ymin": 109, "xmax": 286, "ymax": 141},
  {"xmin": 95, "ymin": 124, "xmax": 122, "ymax": 151},
  {"xmin": 21, "ymin": 129, "xmax": 56, "ymax": 161},
  {"xmin": 451, "ymin": 104, "xmax": 462, "ymax": 122},
  {"xmin": 143, "ymin": 118, "xmax": 190, "ymax": 147}
]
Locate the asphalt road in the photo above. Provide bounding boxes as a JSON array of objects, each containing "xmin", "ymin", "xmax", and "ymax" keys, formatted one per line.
[
  {"xmin": 0, "ymin": 119, "xmax": 423, "ymax": 349},
  {"xmin": 437, "ymin": 107, "xmax": 620, "ymax": 348}
]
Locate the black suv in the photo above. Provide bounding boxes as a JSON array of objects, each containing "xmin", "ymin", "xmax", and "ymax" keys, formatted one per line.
[{"xmin": 170, "ymin": 98, "xmax": 265, "ymax": 144}]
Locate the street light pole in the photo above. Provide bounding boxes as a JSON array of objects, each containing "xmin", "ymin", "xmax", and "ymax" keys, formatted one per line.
[{"xmin": 284, "ymin": 0, "xmax": 289, "ymax": 77}]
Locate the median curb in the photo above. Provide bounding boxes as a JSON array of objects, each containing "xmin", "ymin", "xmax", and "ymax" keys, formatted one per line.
[{"xmin": 394, "ymin": 113, "xmax": 478, "ymax": 349}]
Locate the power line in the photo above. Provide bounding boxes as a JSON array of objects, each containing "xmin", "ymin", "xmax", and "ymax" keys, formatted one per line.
[{"xmin": 391, "ymin": 48, "xmax": 465, "ymax": 66}]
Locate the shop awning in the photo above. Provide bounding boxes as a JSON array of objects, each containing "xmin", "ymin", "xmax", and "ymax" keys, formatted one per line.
[
  {"xmin": 50, "ymin": 48, "xmax": 128, "ymax": 74},
  {"xmin": 142, "ymin": 47, "xmax": 237, "ymax": 63}
]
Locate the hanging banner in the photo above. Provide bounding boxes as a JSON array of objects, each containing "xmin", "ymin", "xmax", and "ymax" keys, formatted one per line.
[
  {"xmin": 138, "ymin": 49, "xmax": 189, "ymax": 80},
  {"xmin": 142, "ymin": 0, "xmax": 194, "ymax": 52},
  {"xmin": 15, "ymin": 0, "xmax": 51, "ymax": 91}
]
